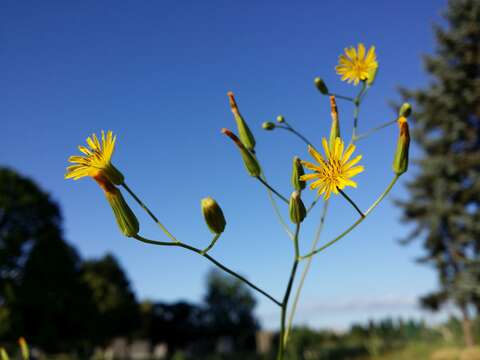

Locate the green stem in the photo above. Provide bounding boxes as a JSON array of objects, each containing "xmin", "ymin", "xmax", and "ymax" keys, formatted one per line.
[
  {"xmin": 300, "ymin": 175, "xmax": 399, "ymax": 260},
  {"xmin": 327, "ymin": 93, "xmax": 354, "ymax": 102},
  {"xmin": 351, "ymin": 81, "xmax": 368, "ymax": 143},
  {"xmin": 284, "ymin": 200, "xmax": 329, "ymax": 344},
  {"xmin": 256, "ymin": 176, "xmax": 289, "ymax": 204},
  {"xmin": 201, "ymin": 233, "xmax": 221, "ymax": 254},
  {"xmin": 306, "ymin": 193, "xmax": 322, "ymax": 214},
  {"xmin": 353, "ymin": 119, "xmax": 397, "ymax": 142},
  {"xmin": 277, "ymin": 224, "xmax": 301, "ymax": 360},
  {"xmin": 133, "ymin": 234, "xmax": 282, "ymax": 307},
  {"xmin": 122, "ymin": 183, "xmax": 179, "ymax": 243},
  {"xmin": 277, "ymin": 124, "xmax": 315, "ymax": 149},
  {"xmin": 338, "ymin": 188, "xmax": 365, "ymax": 217}
]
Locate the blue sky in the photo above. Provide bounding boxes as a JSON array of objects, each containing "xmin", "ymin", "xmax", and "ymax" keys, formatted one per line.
[{"xmin": 1, "ymin": 0, "xmax": 450, "ymax": 330}]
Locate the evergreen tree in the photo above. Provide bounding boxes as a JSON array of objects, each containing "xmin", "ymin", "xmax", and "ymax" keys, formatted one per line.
[{"xmin": 398, "ymin": 0, "xmax": 480, "ymax": 347}]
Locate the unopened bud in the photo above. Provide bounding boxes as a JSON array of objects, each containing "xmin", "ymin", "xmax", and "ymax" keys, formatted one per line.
[
  {"xmin": 94, "ymin": 175, "xmax": 140, "ymax": 237},
  {"xmin": 289, "ymin": 191, "xmax": 306, "ymax": 224},
  {"xmin": 291, "ymin": 157, "xmax": 306, "ymax": 191},
  {"xmin": 398, "ymin": 102, "xmax": 412, "ymax": 118},
  {"xmin": 1, "ymin": 348, "xmax": 10, "ymax": 360},
  {"xmin": 276, "ymin": 115, "xmax": 285, "ymax": 123},
  {"xmin": 222, "ymin": 128, "xmax": 261, "ymax": 177},
  {"xmin": 262, "ymin": 122, "xmax": 275, "ymax": 130},
  {"xmin": 18, "ymin": 337, "xmax": 29, "ymax": 360},
  {"xmin": 201, "ymin": 197, "xmax": 226, "ymax": 234},
  {"xmin": 227, "ymin": 92, "xmax": 256, "ymax": 151},
  {"xmin": 392, "ymin": 116, "xmax": 410, "ymax": 175},
  {"xmin": 329, "ymin": 96, "xmax": 341, "ymax": 149},
  {"xmin": 314, "ymin": 77, "xmax": 329, "ymax": 95},
  {"xmin": 366, "ymin": 66, "xmax": 378, "ymax": 86}
]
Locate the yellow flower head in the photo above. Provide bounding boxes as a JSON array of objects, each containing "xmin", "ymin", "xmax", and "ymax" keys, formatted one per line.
[
  {"xmin": 65, "ymin": 130, "xmax": 124, "ymax": 185},
  {"xmin": 300, "ymin": 138, "xmax": 364, "ymax": 200},
  {"xmin": 335, "ymin": 43, "xmax": 378, "ymax": 86}
]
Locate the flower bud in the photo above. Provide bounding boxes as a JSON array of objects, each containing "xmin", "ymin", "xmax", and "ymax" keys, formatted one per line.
[
  {"xmin": 222, "ymin": 128, "xmax": 261, "ymax": 177},
  {"xmin": 291, "ymin": 156, "xmax": 306, "ymax": 191},
  {"xmin": 94, "ymin": 175, "xmax": 140, "ymax": 237},
  {"xmin": 227, "ymin": 92, "xmax": 256, "ymax": 152},
  {"xmin": 18, "ymin": 337, "xmax": 29, "ymax": 360},
  {"xmin": 289, "ymin": 191, "xmax": 306, "ymax": 224},
  {"xmin": 314, "ymin": 77, "xmax": 329, "ymax": 95},
  {"xmin": 392, "ymin": 116, "xmax": 410, "ymax": 175},
  {"xmin": 329, "ymin": 96, "xmax": 341, "ymax": 149},
  {"xmin": 262, "ymin": 122, "xmax": 275, "ymax": 130},
  {"xmin": 276, "ymin": 115, "xmax": 285, "ymax": 123},
  {"xmin": 1, "ymin": 348, "xmax": 10, "ymax": 360},
  {"xmin": 201, "ymin": 197, "xmax": 226, "ymax": 234},
  {"xmin": 398, "ymin": 102, "xmax": 412, "ymax": 118}
]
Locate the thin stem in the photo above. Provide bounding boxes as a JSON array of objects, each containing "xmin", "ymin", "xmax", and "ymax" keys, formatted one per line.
[
  {"xmin": 338, "ymin": 188, "xmax": 365, "ymax": 217},
  {"xmin": 351, "ymin": 81, "xmax": 368, "ymax": 143},
  {"xmin": 276, "ymin": 124, "xmax": 315, "ymax": 148},
  {"xmin": 353, "ymin": 119, "xmax": 397, "ymax": 142},
  {"xmin": 260, "ymin": 172, "xmax": 294, "ymax": 240},
  {"xmin": 327, "ymin": 92, "xmax": 354, "ymax": 102},
  {"xmin": 201, "ymin": 233, "xmax": 221, "ymax": 254},
  {"xmin": 284, "ymin": 200, "xmax": 329, "ymax": 344},
  {"xmin": 122, "ymin": 183, "xmax": 178, "ymax": 243},
  {"xmin": 277, "ymin": 224, "xmax": 301, "ymax": 360},
  {"xmin": 306, "ymin": 193, "xmax": 321, "ymax": 214},
  {"xmin": 300, "ymin": 175, "xmax": 399, "ymax": 260},
  {"xmin": 256, "ymin": 176, "xmax": 289, "ymax": 204},
  {"xmin": 133, "ymin": 234, "xmax": 282, "ymax": 307}
]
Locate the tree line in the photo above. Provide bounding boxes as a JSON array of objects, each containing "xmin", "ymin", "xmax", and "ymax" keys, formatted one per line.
[{"xmin": 0, "ymin": 167, "xmax": 257, "ymax": 355}]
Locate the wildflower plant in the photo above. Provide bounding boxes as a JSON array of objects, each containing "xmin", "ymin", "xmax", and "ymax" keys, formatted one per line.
[{"xmin": 65, "ymin": 43, "xmax": 411, "ymax": 359}]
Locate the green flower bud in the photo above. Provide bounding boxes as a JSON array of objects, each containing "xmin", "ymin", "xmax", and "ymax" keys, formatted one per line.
[
  {"xmin": 314, "ymin": 77, "xmax": 329, "ymax": 95},
  {"xmin": 201, "ymin": 197, "xmax": 226, "ymax": 234},
  {"xmin": 222, "ymin": 128, "xmax": 261, "ymax": 177},
  {"xmin": 291, "ymin": 156, "xmax": 306, "ymax": 191},
  {"xmin": 276, "ymin": 115, "xmax": 285, "ymax": 123},
  {"xmin": 1, "ymin": 348, "xmax": 10, "ymax": 360},
  {"xmin": 262, "ymin": 122, "xmax": 275, "ymax": 130},
  {"xmin": 289, "ymin": 191, "xmax": 306, "ymax": 224},
  {"xmin": 392, "ymin": 116, "xmax": 410, "ymax": 175},
  {"xmin": 398, "ymin": 102, "xmax": 412, "ymax": 118},
  {"xmin": 228, "ymin": 92, "xmax": 256, "ymax": 152},
  {"xmin": 329, "ymin": 96, "xmax": 341, "ymax": 149},
  {"xmin": 94, "ymin": 175, "xmax": 140, "ymax": 237}
]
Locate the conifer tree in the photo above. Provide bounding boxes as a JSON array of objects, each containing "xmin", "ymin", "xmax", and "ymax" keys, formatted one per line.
[{"xmin": 398, "ymin": 0, "xmax": 480, "ymax": 347}]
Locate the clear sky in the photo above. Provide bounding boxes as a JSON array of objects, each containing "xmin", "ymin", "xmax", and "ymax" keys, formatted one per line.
[{"xmin": 1, "ymin": 0, "xmax": 450, "ymax": 330}]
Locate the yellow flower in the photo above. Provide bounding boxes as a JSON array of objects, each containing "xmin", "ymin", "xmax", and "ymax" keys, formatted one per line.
[
  {"xmin": 300, "ymin": 138, "xmax": 364, "ymax": 200},
  {"xmin": 65, "ymin": 130, "xmax": 124, "ymax": 185},
  {"xmin": 335, "ymin": 43, "xmax": 378, "ymax": 85}
]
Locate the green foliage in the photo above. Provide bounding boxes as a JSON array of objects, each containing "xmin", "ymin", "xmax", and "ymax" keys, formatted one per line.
[
  {"xmin": 82, "ymin": 254, "xmax": 140, "ymax": 345},
  {"xmin": 397, "ymin": 0, "xmax": 480, "ymax": 345},
  {"xmin": 204, "ymin": 269, "xmax": 258, "ymax": 352}
]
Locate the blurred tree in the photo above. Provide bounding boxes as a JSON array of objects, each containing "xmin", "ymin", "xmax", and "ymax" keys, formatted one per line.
[
  {"xmin": 0, "ymin": 168, "xmax": 62, "ymax": 338},
  {"xmin": 82, "ymin": 254, "xmax": 140, "ymax": 345},
  {"xmin": 16, "ymin": 232, "xmax": 96, "ymax": 353},
  {"xmin": 398, "ymin": 0, "xmax": 480, "ymax": 347},
  {"xmin": 203, "ymin": 269, "xmax": 258, "ymax": 352},
  {"xmin": 139, "ymin": 300, "xmax": 205, "ymax": 353}
]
